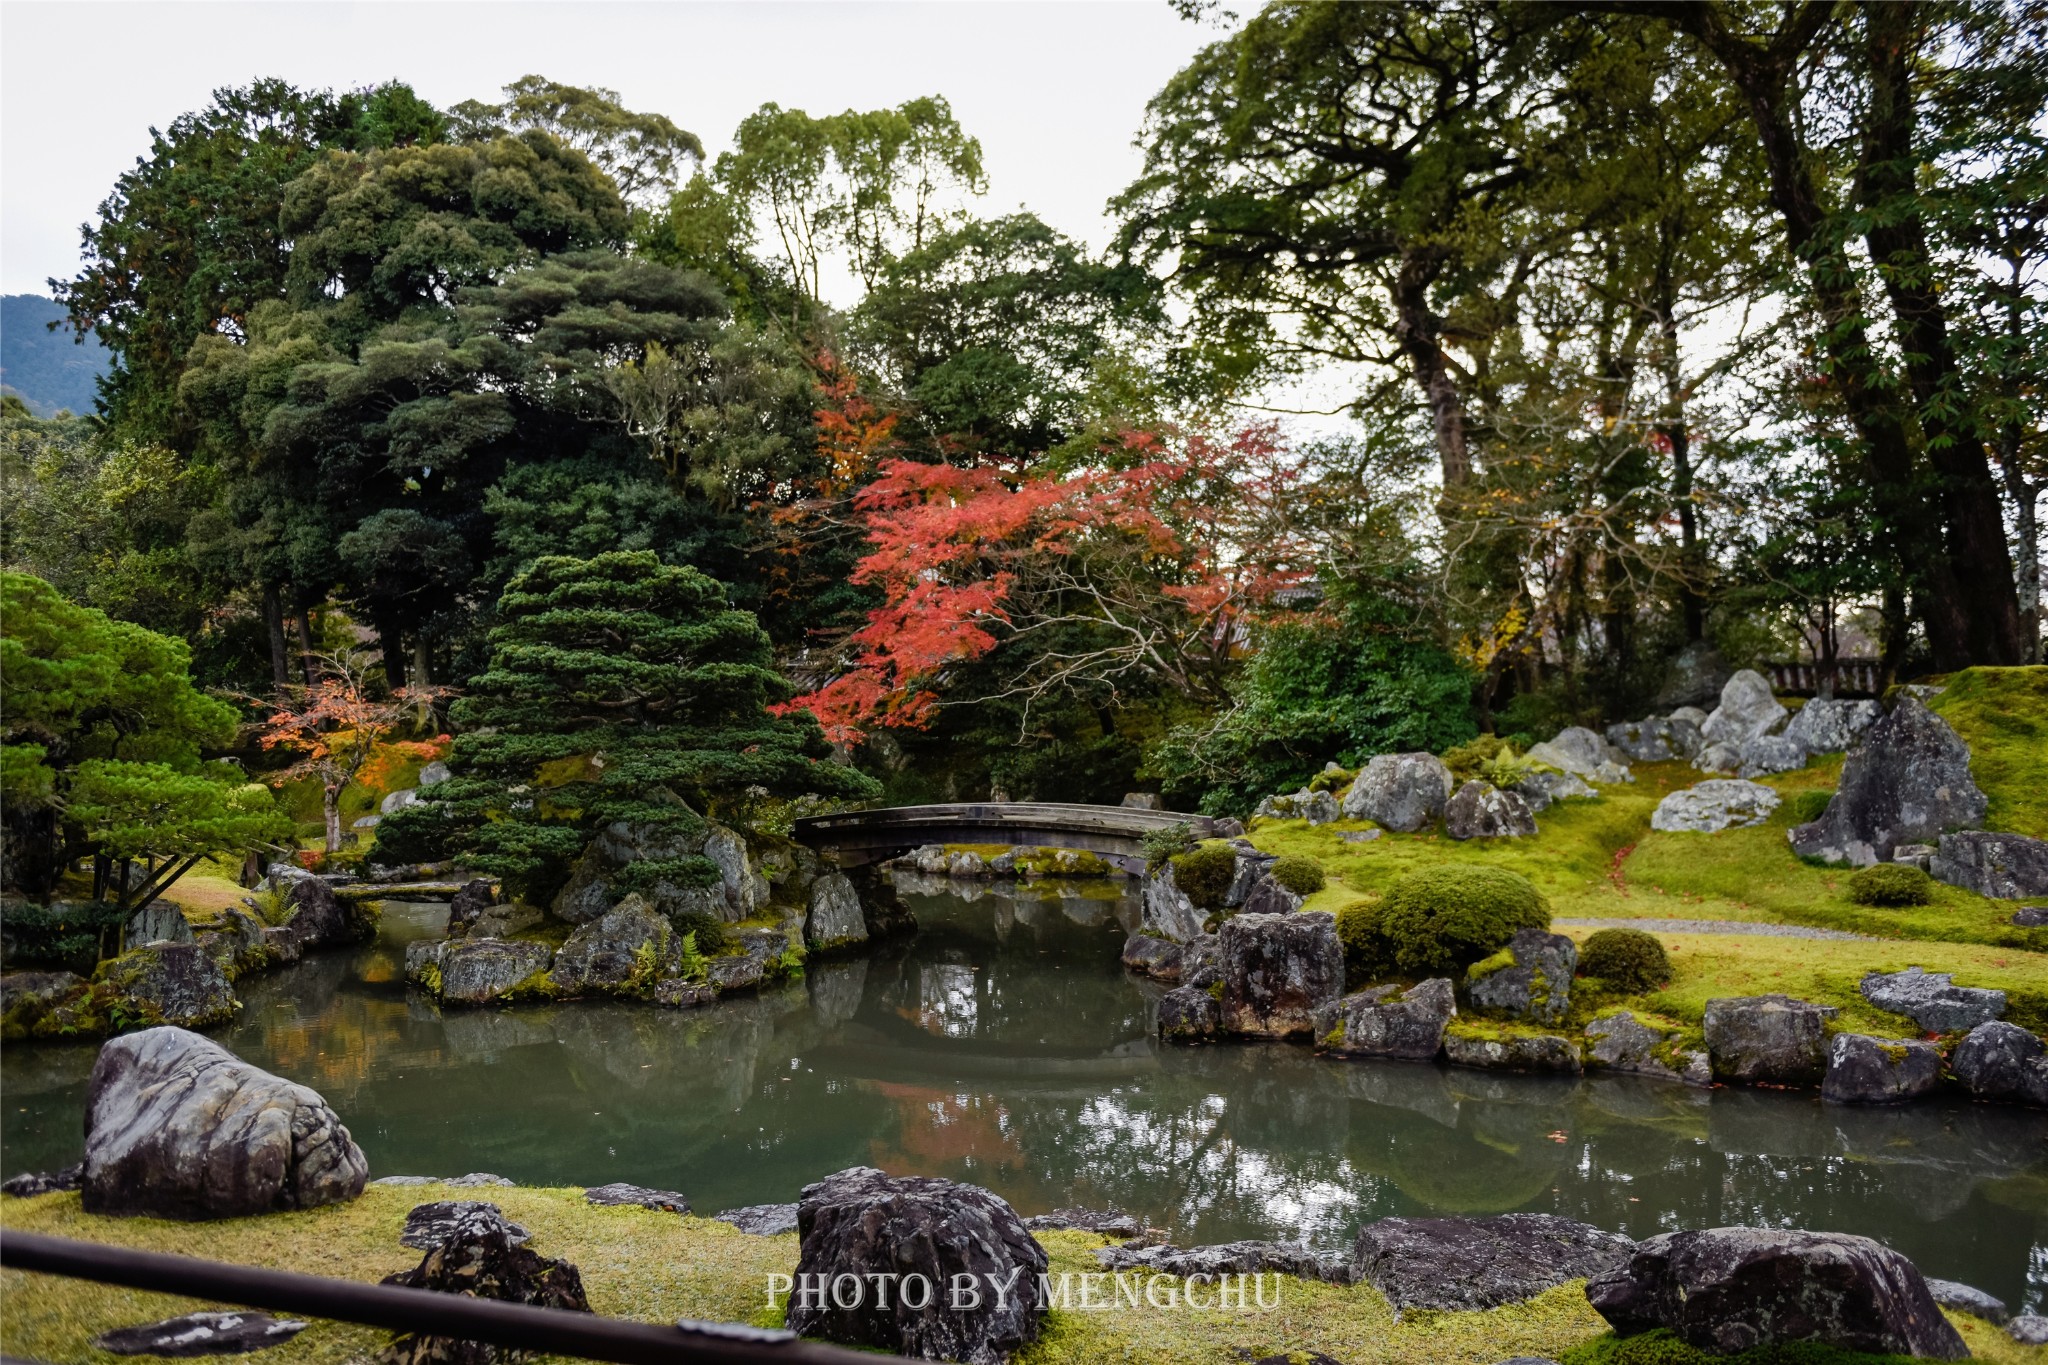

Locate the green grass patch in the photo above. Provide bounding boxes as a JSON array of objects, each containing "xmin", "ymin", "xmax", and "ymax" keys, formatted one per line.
[
  {"xmin": 1252, "ymin": 738, "xmax": 2047, "ymax": 1033},
  {"xmin": 1926, "ymin": 665, "xmax": 2048, "ymax": 838}
]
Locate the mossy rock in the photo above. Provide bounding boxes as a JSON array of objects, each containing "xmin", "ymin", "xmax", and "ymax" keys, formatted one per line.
[
  {"xmin": 1170, "ymin": 842, "xmax": 1239, "ymax": 910},
  {"xmin": 1578, "ymin": 928, "xmax": 1671, "ymax": 993},
  {"xmin": 1846, "ymin": 863, "xmax": 1933, "ymax": 907}
]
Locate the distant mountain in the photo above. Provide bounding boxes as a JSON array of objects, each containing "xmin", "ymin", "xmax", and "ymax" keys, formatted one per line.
[{"xmin": 2, "ymin": 294, "xmax": 108, "ymax": 417}]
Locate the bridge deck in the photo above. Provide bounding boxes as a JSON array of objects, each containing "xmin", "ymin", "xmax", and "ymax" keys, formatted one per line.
[{"xmin": 791, "ymin": 802, "xmax": 1218, "ymax": 870}]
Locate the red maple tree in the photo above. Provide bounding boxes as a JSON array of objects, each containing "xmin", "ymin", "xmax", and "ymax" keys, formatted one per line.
[{"xmin": 779, "ymin": 421, "xmax": 1316, "ymax": 744}]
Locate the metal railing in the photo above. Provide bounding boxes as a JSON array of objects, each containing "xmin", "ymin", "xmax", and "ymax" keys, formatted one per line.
[{"xmin": 0, "ymin": 1232, "xmax": 908, "ymax": 1365}]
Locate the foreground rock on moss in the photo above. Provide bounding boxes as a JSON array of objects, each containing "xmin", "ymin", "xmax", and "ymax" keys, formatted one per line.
[
  {"xmin": 1587, "ymin": 1227, "xmax": 1967, "ymax": 1359},
  {"xmin": 82, "ymin": 1025, "xmax": 367, "ymax": 1219},
  {"xmin": 1351, "ymin": 1213, "xmax": 1635, "ymax": 1312},
  {"xmin": 789, "ymin": 1166, "xmax": 1047, "ymax": 1365}
]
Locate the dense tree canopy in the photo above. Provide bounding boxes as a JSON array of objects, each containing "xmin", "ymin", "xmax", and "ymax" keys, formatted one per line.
[{"xmin": 4, "ymin": 8, "xmax": 2040, "ymax": 848}]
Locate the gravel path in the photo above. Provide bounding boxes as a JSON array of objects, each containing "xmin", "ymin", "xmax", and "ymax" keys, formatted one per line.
[{"xmin": 1556, "ymin": 916, "xmax": 1877, "ymax": 941}]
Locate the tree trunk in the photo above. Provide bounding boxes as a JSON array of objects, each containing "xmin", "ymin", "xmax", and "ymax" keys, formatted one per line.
[
  {"xmin": 1857, "ymin": 1, "xmax": 2025, "ymax": 664},
  {"xmin": 377, "ymin": 615, "xmax": 408, "ymax": 691},
  {"xmin": 1664, "ymin": 4, "xmax": 1986, "ymax": 670},
  {"xmin": 1654, "ymin": 243, "xmax": 1705, "ymax": 643},
  {"xmin": 2002, "ymin": 422, "xmax": 2043, "ymax": 664},
  {"xmin": 263, "ymin": 587, "xmax": 291, "ymax": 691},
  {"xmin": 295, "ymin": 611, "xmax": 318, "ymax": 687},
  {"xmin": 1391, "ymin": 247, "xmax": 1473, "ymax": 489},
  {"xmin": 324, "ymin": 783, "xmax": 344, "ymax": 854},
  {"xmin": 412, "ymin": 633, "xmax": 434, "ymax": 726}
]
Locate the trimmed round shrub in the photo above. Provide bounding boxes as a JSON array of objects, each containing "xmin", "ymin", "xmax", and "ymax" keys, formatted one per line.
[
  {"xmin": 1170, "ymin": 842, "xmax": 1239, "ymax": 910},
  {"xmin": 1577, "ymin": 927, "xmax": 1670, "ymax": 993},
  {"xmin": 1846, "ymin": 862, "xmax": 1933, "ymax": 907},
  {"xmin": 1336, "ymin": 899, "xmax": 1392, "ymax": 983},
  {"xmin": 1270, "ymin": 855, "xmax": 1326, "ymax": 896},
  {"xmin": 1371, "ymin": 865, "xmax": 1551, "ymax": 978}
]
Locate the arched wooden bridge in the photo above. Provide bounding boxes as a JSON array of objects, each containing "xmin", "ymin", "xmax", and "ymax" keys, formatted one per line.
[{"xmin": 790, "ymin": 802, "xmax": 1223, "ymax": 873}]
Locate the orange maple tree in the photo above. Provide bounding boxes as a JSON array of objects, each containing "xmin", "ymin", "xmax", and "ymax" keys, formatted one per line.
[
  {"xmin": 251, "ymin": 650, "xmax": 450, "ymax": 853},
  {"xmin": 779, "ymin": 421, "xmax": 1316, "ymax": 744}
]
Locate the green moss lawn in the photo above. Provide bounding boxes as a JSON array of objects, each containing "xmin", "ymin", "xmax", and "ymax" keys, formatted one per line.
[
  {"xmin": 1260, "ymin": 668, "xmax": 2048, "ymax": 1030},
  {"xmin": 9, "ymin": 1187, "xmax": 2030, "ymax": 1365}
]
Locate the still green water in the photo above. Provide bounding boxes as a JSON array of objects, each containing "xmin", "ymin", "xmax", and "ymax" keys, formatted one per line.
[{"xmin": 4, "ymin": 876, "xmax": 2043, "ymax": 1310}]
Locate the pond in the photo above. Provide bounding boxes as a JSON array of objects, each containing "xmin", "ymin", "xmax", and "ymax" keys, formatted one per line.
[{"xmin": 4, "ymin": 876, "xmax": 2044, "ymax": 1311}]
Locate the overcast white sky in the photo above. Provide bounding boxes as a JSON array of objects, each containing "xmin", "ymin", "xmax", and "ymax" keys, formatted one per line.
[{"xmin": 0, "ymin": 1, "xmax": 1217, "ymax": 300}]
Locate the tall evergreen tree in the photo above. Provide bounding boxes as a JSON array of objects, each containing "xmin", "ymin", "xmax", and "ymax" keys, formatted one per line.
[{"xmin": 389, "ymin": 551, "xmax": 876, "ymax": 900}]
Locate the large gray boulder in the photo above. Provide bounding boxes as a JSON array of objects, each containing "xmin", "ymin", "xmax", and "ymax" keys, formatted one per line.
[
  {"xmin": 1443, "ymin": 781, "xmax": 1537, "ymax": 840},
  {"xmin": 435, "ymin": 938, "xmax": 552, "ymax": 1006},
  {"xmin": 1822, "ymin": 1034, "xmax": 1943, "ymax": 1106},
  {"xmin": 125, "ymin": 900, "xmax": 196, "ymax": 946},
  {"xmin": 82, "ymin": 1027, "xmax": 367, "ymax": 1219},
  {"xmin": 1703, "ymin": 995, "xmax": 1837, "ymax": 1085},
  {"xmin": 278, "ymin": 875, "xmax": 374, "ymax": 949},
  {"xmin": 1443, "ymin": 1031, "xmax": 1582, "ymax": 1074},
  {"xmin": 703, "ymin": 824, "xmax": 763, "ymax": 918},
  {"xmin": 548, "ymin": 895, "xmax": 674, "ymax": 996},
  {"xmin": 1691, "ymin": 741, "xmax": 1742, "ymax": 776},
  {"xmin": 1586, "ymin": 1227, "xmax": 1967, "ymax": 1358},
  {"xmin": 1924, "ymin": 1278, "xmax": 2008, "ymax": 1325},
  {"xmin": 1512, "ymin": 769, "xmax": 1596, "ymax": 813},
  {"xmin": 1859, "ymin": 967, "xmax": 2005, "ymax": 1033},
  {"xmin": 1699, "ymin": 670, "xmax": 1788, "ymax": 751},
  {"xmin": 1139, "ymin": 862, "xmax": 1206, "ymax": 943},
  {"xmin": 94, "ymin": 943, "xmax": 237, "ymax": 1028},
  {"xmin": 1606, "ymin": 717, "xmax": 1703, "ymax": 763},
  {"xmin": 1654, "ymin": 641, "xmax": 1734, "ymax": 710},
  {"xmin": 1790, "ymin": 697, "xmax": 1987, "ymax": 866},
  {"xmin": 1466, "ymin": 928, "xmax": 1577, "ymax": 1024},
  {"xmin": 1119, "ymin": 934, "xmax": 1184, "ymax": 981},
  {"xmin": 1928, "ymin": 830, "xmax": 2048, "ymax": 899},
  {"xmin": 1784, "ymin": 699, "xmax": 1883, "ymax": 754},
  {"xmin": 1950, "ymin": 1021, "xmax": 2048, "ymax": 1106},
  {"xmin": 1315, "ymin": 978, "xmax": 1455, "ymax": 1059},
  {"xmin": 1351, "ymin": 1214, "xmax": 1635, "ymax": 1312},
  {"xmin": 1156, "ymin": 985, "xmax": 1221, "ymax": 1042},
  {"xmin": 1584, "ymin": 1011, "xmax": 1710, "ymax": 1085},
  {"xmin": 550, "ymin": 819, "xmax": 725, "ymax": 924},
  {"xmin": 787, "ymin": 1167, "xmax": 1046, "ymax": 1365},
  {"xmin": 1528, "ymin": 727, "xmax": 1631, "ymax": 784},
  {"xmin": 1340, "ymin": 753, "xmax": 1454, "ymax": 831},
  {"xmin": 1217, "ymin": 911, "xmax": 1342, "ymax": 1038},
  {"xmin": 1650, "ymin": 779, "xmax": 1781, "ymax": 833},
  {"xmin": 1737, "ymin": 734, "xmax": 1809, "ymax": 779},
  {"xmin": 1238, "ymin": 873, "xmax": 1304, "ymax": 916},
  {"xmin": 805, "ymin": 872, "xmax": 867, "ymax": 950}
]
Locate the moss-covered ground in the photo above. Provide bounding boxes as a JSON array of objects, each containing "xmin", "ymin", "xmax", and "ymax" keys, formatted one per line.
[
  {"xmin": 1, "ymin": 1189, "xmax": 2030, "ymax": 1365},
  {"xmin": 1260, "ymin": 668, "xmax": 2048, "ymax": 1033},
  {"xmin": 13, "ymin": 1187, "xmax": 2027, "ymax": 1365}
]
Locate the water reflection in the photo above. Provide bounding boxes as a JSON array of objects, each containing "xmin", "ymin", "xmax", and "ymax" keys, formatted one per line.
[{"xmin": 2, "ymin": 883, "xmax": 2042, "ymax": 1310}]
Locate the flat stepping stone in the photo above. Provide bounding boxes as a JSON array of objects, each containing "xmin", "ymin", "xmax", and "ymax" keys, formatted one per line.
[
  {"xmin": 713, "ymin": 1203, "xmax": 798, "ymax": 1235},
  {"xmin": 1556, "ymin": 917, "xmax": 1875, "ymax": 941},
  {"xmin": 1024, "ymin": 1207, "xmax": 1143, "ymax": 1237},
  {"xmin": 96, "ymin": 1313, "xmax": 307, "ymax": 1356},
  {"xmin": 585, "ymin": 1182, "xmax": 689, "ymax": 1214}
]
